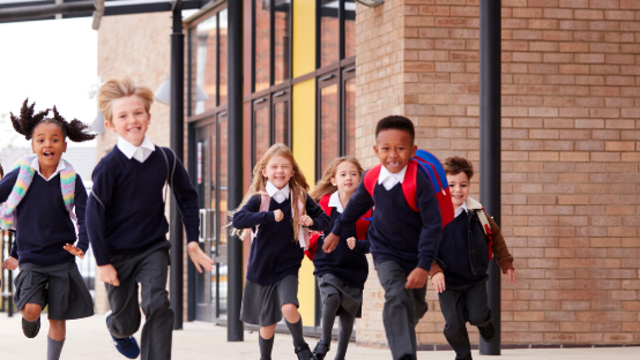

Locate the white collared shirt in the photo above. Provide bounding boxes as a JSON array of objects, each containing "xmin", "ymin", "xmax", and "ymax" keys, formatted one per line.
[
  {"xmin": 454, "ymin": 200, "xmax": 468, "ymax": 218},
  {"xmin": 30, "ymin": 157, "xmax": 66, "ymax": 181},
  {"xmin": 117, "ymin": 136, "xmax": 156, "ymax": 163},
  {"xmin": 378, "ymin": 165, "xmax": 408, "ymax": 191},
  {"xmin": 266, "ymin": 181, "xmax": 290, "ymax": 204},
  {"xmin": 328, "ymin": 190, "xmax": 344, "ymax": 213}
]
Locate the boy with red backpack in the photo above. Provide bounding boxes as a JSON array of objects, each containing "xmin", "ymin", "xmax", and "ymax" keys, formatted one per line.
[{"xmin": 323, "ymin": 115, "xmax": 446, "ymax": 360}]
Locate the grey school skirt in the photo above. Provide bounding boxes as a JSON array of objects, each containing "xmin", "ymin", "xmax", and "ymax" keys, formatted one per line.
[
  {"xmin": 14, "ymin": 262, "xmax": 94, "ymax": 321},
  {"xmin": 240, "ymin": 275, "xmax": 299, "ymax": 326},
  {"xmin": 318, "ymin": 273, "xmax": 363, "ymax": 318}
]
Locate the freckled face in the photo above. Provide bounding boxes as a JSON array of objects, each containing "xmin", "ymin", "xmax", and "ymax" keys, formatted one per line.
[
  {"xmin": 31, "ymin": 122, "xmax": 67, "ymax": 169},
  {"xmin": 447, "ymin": 172, "xmax": 470, "ymax": 209}
]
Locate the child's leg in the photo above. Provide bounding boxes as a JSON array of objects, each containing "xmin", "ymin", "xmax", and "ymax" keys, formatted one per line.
[
  {"xmin": 259, "ymin": 324, "xmax": 277, "ymax": 360},
  {"xmin": 334, "ymin": 311, "xmax": 355, "ymax": 360},
  {"xmin": 438, "ymin": 285, "xmax": 472, "ymax": 360},
  {"xmin": 21, "ymin": 303, "xmax": 42, "ymax": 321},
  {"xmin": 47, "ymin": 320, "xmax": 65, "ymax": 360},
  {"xmin": 320, "ymin": 293, "xmax": 340, "ymax": 344},
  {"xmin": 464, "ymin": 279, "xmax": 493, "ymax": 341},
  {"xmin": 137, "ymin": 245, "xmax": 173, "ymax": 360},
  {"xmin": 282, "ymin": 303, "xmax": 303, "ymax": 345}
]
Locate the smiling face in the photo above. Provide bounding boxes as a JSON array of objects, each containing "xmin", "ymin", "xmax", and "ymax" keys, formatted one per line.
[
  {"xmin": 374, "ymin": 129, "xmax": 417, "ymax": 174},
  {"xmin": 262, "ymin": 155, "xmax": 294, "ymax": 189},
  {"xmin": 331, "ymin": 161, "xmax": 360, "ymax": 196},
  {"xmin": 104, "ymin": 95, "xmax": 151, "ymax": 146},
  {"xmin": 31, "ymin": 122, "xmax": 67, "ymax": 169},
  {"xmin": 447, "ymin": 172, "xmax": 470, "ymax": 209}
]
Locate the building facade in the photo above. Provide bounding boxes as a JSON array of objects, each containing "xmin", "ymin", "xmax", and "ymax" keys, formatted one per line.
[{"xmin": 95, "ymin": 0, "xmax": 640, "ymax": 348}]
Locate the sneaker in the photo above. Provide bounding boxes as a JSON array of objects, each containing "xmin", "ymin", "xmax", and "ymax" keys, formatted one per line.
[
  {"xmin": 295, "ymin": 343, "xmax": 314, "ymax": 360},
  {"xmin": 105, "ymin": 310, "xmax": 140, "ymax": 359},
  {"xmin": 312, "ymin": 341, "xmax": 330, "ymax": 360},
  {"xmin": 478, "ymin": 322, "xmax": 495, "ymax": 343},
  {"xmin": 22, "ymin": 317, "xmax": 41, "ymax": 338}
]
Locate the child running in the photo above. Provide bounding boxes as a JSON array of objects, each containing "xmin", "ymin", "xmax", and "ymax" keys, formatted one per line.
[
  {"xmin": 429, "ymin": 156, "xmax": 515, "ymax": 360},
  {"xmin": 87, "ymin": 77, "xmax": 214, "ymax": 360},
  {"xmin": 323, "ymin": 116, "xmax": 442, "ymax": 360},
  {"xmin": 0, "ymin": 99, "xmax": 96, "ymax": 360},
  {"xmin": 308, "ymin": 157, "xmax": 370, "ymax": 360},
  {"xmin": 231, "ymin": 143, "xmax": 330, "ymax": 360}
]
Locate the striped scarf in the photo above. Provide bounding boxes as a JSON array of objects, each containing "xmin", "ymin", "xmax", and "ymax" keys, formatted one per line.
[{"xmin": 0, "ymin": 155, "xmax": 77, "ymax": 231}]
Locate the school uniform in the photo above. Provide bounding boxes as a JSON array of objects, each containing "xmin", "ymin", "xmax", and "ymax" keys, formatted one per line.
[
  {"xmin": 86, "ymin": 136, "xmax": 199, "ymax": 360},
  {"xmin": 331, "ymin": 165, "xmax": 442, "ymax": 360},
  {"xmin": 232, "ymin": 182, "xmax": 330, "ymax": 326},
  {"xmin": 0, "ymin": 158, "xmax": 93, "ymax": 320},
  {"xmin": 429, "ymin": 197, "xmax": 514, "ymax": 360}
]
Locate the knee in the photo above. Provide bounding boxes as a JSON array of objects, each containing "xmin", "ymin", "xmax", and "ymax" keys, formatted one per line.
[
  {"xmin": 468, "ymin": 313, "xmax": 491, "ymax": 327},
  {"xmin": 324, "ymin": 294, "xmax": 340, "ymax": 309},
  {"xmin": 21, "ymin": 304, "xmax": 42, "ymax": 321},
  {"xmin": 281, "ymin": 304, "xmax": 299, "ymax": 320},
  {"xmin": 142, "ymin": 288, "xmax": 172, "ymax": 317},
  {"xmin": 444, "ymin": 320, "xmax": 466, "ymax": 335}
]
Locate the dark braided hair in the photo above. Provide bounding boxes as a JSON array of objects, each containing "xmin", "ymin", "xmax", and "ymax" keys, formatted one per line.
[{"xmin": 10, "ymin": 99, "xmax": 96, "ymax": 143}]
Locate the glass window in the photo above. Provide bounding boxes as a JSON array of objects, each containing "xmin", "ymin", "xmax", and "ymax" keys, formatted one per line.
[
  {"xmin": 274, "ymin": 0, "xmax": 291, "ymax": 84},
  {"xmin": 218, "ymin": 113, "xmax": 228, "ymax": 316},
  {"xmin": 319, "ymin": 83, "xmax": 339, "ymax": 173},
  {"xmin": 254, "ymin": 0, "xmax": 270, "ymax": 92},
  {"xmin": 345, "ymin": 0, "xmax": 356, "ymax": 59},
  {"xmin": 344, "ymin": 77, "xmax": 356, "ymax": 157},
  {"xmin": 254, "ymin": 105, "xmax": 271, "ymax": 164},
  {"xmin": 274, "ymin": 100, "xmax": 289, "ymax": 145},
  {"xmin": 194, "ymin": 15, "xmax": 218, "ymax": 115},
  {"xmin": 219, "ymin": 9, "xmax": 229, "ymax": 105},
  {"xmin": 320, "ymin": 0, "xmax": 340, "ymax": 68}
]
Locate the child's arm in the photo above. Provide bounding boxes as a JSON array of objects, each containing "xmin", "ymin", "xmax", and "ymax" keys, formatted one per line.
[
  {"xmin": 232, "ymin": 195, "xmax": 276, "ymax": 229},
  {"xmin": 0, "ymin": 170, "xmax": 20, "ymax": 264},
  {"xmin": 303, "ymin": 195, "xmax": 330, "ymax": 232},
  {"xmin": 64, "ymin": 175, "xmax": 89, "ymax": 259},
  {"xmin": 486, "ymin": 212, "xmax": 515, "ymax": 284},
  {"xmin": 86, "ymin": 161, "xmax": 115, "ymax": 267},
  {"xmin": 324, "ymin": 181, "xmax": 374, "ymax": 253}
]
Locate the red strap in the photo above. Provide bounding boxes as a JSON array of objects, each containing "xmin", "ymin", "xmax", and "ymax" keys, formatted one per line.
[
  {"xmin": 484, "ymin": 224, "xmax": 494, "ymax": 260},
  {"xmin": 356, "ymin": 209, "xmax": 372, "ymax": 240},
  {"xmin": 363, "ymin": 164, "xmax": 382, "ymax": 199},
  {"xmin": 304, "ymin": 194, "xmax": 333, "ymax": 261},
  {"xmin": 401, "ymin": 161, "xmax": 419, "ymax": 212}
]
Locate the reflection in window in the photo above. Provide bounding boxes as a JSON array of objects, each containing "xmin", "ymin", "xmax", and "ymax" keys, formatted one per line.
[
  {"xmin": 320, "ymin": 0, "xmax": 339, "ymax": 68},
  {"xmin": 274, "ymin": 0, "xmax": 291, "ymax": 84},
  {"xmin": 195, "ymin": 15, "xmax": 217, "ymax": 115},
  {"xmin": 320, "ymin": 84, "xmax": 339, "ymax": 173},
  {"xmin": 345, "ymin": 0, "xmax": 356, "ymax": 59},
  {"xmin": 345, "ymin": 77, "xmax": 356, "ymax": 157},
  {"xmin": 274, "ymin": 101, "xmax": 288, "ymax": 145},
  {"xmin": 219, "ymin": 9, "xmax": 229, "ymax": 105},
  {"xmin": 254, "ymin": 106, "xmax": 270, "ymax": 163},
  {"xmin": 254, "ymin": 0, "xmax": 270, "ymax": 92}
]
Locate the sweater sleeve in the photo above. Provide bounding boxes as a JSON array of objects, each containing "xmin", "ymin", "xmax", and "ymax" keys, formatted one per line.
[
  {"xmin": 305, "ymin": 194, "xmax": 330, "ymax": 232},
  {"xmin": 166, "ymin": 149, "xmax": 200, "ymax": 244},
  {"xmin": 232, "ymin": 195, "xmax": 276, "ymax": 229},
  {"xmin": 86, "ymin": 159, "xmax": 115, "ymax": 266},
  {"xmin": 331, "ymin": 179, "xmax": 374, "ymax": 236},
  {"xmin": 415, "ymin": 170, "xmax": 443, "ymax": 272},
  {"xmin": 353, "ymin": 240, "xmax": 370, "ymax": 254},
  {"xmin": 73, "ymin": 174, "xmax": 89, "ymax": 253},
  {"xmin": 485, "ymin": 211, "xmax": 514, "ymax": 273},
  {"xmin": 0, "ymin": 168, "xmax": 18, "ymax": 204}
]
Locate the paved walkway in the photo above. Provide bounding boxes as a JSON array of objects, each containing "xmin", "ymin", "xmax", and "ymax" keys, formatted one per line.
[{"xmin": 0, "ymin": 314, "xmax": 638, "ymax": 359}]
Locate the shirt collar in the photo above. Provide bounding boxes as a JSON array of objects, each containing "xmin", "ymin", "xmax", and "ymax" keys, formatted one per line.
[
  {"xmin": 328, "ymin": 190, "xmax": 344, "ymax": 213},
  {"xmin": 30, "ymin": 156, "xmax": 66, "ymax": 181},
  {"xmin": 454, "ymin": 200, "xmax": 468, "ymax": 218},
  {"xmin": 265, "ymin": 181, "xmax": 290, "ymax": 199},
  {"xmin": 116, "ymin": 136, "xmax": 155, "ymax": 160},
  {"xmin": 378, "ymin": 165, "xmax": 408, "ymax": 185}
]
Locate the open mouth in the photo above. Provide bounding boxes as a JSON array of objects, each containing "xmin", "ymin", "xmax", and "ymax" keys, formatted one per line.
[
  {"xmin": 43, "ymin": 151, "xmax": 55, "ymax": 159},
  {"xmin": 387, "ymin": 161, "xmax": 401, "ymax": 167},
  {"xmin": 127, "ymin": 127, "xmax": 141, "ymax": 134}
]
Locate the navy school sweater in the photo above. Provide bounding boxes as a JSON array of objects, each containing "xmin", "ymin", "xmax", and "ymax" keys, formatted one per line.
[
  {"xmin": 232, "ymin": 194, "xmax": 330, "ymax": 286},
  {"xmin": 437, "ymin": 211, "xmax": 485, "ymax": 286},
  {"xmin": 0, "ymin": 168, "xmax": 89, "ymax": 266},
  {"xmin": 332, "ymin": 168, "xmax": 442, "ymax": 272},
  {"xmin": 313, "ymin": 209, "xmax": 370, "ymax": 289},
  {"xmin": 86, "ymin": 146, "xmax": 199, "ymax": 266}
]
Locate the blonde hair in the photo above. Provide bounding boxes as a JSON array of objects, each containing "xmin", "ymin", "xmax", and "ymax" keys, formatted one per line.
[
  {"xmin": 230, "ymin": 143, "xmax": 310, "ymax": 241},
  {"xmin": 309, "ymin": 157, "xmax": 364, "ymax": 202},
  {"xmin": 97, "ymin": 76, "xmax": 154, "ymax": 123}
]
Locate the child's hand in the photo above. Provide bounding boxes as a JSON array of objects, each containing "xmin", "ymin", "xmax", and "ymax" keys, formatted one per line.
[
  {"xmin": 187, "ymin": 242, "xmax": 215, "ymax": 274},
  {"xmin": 300, "ymin": 215, "xmax": 313, "ymax": 227},
  {"xmin": 405, "ymin": 267, "xmax": 428, "ymax": 289},
  {"xmin": 99, "ymin": 264, "xmax": 120, "ymax": 287},
  {"xmin": 507, "ymin": 269, "xmax": 516, "ymax": 284},
  {"xmin": 347, "ymin": 237, "xmax": 356, "ymax": 250},
  {"xmin": 63, "ymin": 243, "xmax": 85, "ymax": 259},
  {"xmin": 273, "ymin": 209, "xmax": 284, "ymax": 222},
  {"xmin": 431, "ymin": 272, "xmax": 446, "ymax": 293},
  {"xmin": 322, "ymin": 233, "xmax": 340, "ymax": 253},
  {"xmin": 2, "ymin": 256, "xmax": 18, "ymax": 270}
]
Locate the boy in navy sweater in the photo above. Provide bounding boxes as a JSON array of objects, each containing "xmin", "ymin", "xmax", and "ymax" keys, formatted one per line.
[
  {"xmin": 87, "ymin": 77, "xmax": 214, "ymax": 360},
  {"xmin": 323, "ymin": 115, "xmax": 442, "ymax": 360}
]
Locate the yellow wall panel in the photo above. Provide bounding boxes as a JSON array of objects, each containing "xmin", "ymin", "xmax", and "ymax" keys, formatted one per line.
[
  {"xmin": 293, "ymin": 0, "xmax": 315, "ymax": 78},
  {"xmin": 292, "ymin": 78, "xmax": 316, "ymax": 324}
]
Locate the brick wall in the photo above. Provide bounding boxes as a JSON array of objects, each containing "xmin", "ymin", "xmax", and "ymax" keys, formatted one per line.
[{"xmin": 355, "ymin": 0, "xmax": 640, "ymax": 347}]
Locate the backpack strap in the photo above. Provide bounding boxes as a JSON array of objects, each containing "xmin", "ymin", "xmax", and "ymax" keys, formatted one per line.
[
  {"xmin": 355, "ymin": 209, "xmax": 372, "ymax": 240},
  {"xmin": 159, "ymin": 147, "xmax": 177, "ymax": 204},
  {"xmin": 250, "ymin": 192, "xmax": 271, "ymax": 242},
  {"xmin": 401, "ymin": 161, "xmax": 419, "ymax": 212},
  {"xmin": 475, "ymin": 208, "xmax": 494, "ymax": 260},
  {"xmin": 305, "ymin": 194, "xmax": 332, "ymax": 261},
  {"xmin": 363, "ymin": 164, "xmax": 382, "ymax": 199},
  {"xmin": 317, "ymin": 194, "xmax": 332, "ymax": 217}
]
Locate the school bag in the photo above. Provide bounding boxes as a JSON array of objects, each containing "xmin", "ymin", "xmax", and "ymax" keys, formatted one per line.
[
  {"xmin": 470, "ymin": 202, "xmax": 495, "ymax": 260},
  {"xmin": 249, "ymin": 191, "xmax": 310, "ymax": 249},
  {"xmin": 304, "ymin": 194, "xmax": 372, "ymax": 261},
  {"xmin": 362, "ymin": 149, "xmax": 455, "ymax": 228}
]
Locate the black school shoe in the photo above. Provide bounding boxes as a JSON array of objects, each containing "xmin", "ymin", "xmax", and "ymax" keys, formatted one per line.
[
  {"xmin": 478, "ymin": 322, "xmax": 495, "ymax": 342},
  {"xmin": 22, "ymin": 317, "xmax": 41, "ymax": 338},
  {"xmin": 312, "ymin": 341, "xmax": 330, "ymax": 360},
  {"xmin": 295, "ymin": 343, "xmax": 315, "ymax": 360}
]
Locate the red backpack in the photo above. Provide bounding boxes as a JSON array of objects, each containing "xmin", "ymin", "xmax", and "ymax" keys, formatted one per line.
[
  {"xmin": 305, "ymin": 194, "xmax": 372, "ymax": 261},
  {"xmin": 362, "ymin": 149, "xmax": 454, "ymax": 229}
]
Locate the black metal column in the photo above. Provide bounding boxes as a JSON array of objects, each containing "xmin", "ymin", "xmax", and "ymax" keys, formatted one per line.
[
  {"xmin": 169, "ymin": 0, "xmax": 185, "ymax": 331},
  {"xmin": 227, "ymin": 0, "xmax": 244, "ymax": 341},
  {"xmin": 479, "ymin": 0, "xmax": 501, "ymax": 355}
]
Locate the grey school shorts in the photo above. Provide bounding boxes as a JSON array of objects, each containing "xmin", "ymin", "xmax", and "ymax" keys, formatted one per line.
[{"xmin": 240, "ymin": 275, "xmax": 299, "ymax": 326}]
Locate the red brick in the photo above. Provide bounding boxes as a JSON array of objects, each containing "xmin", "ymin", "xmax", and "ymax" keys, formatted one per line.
[
  {"xmin": 559, "ymin": 64, "xmax": 589, "ymax": 74},
  {"xmin": 543, "ymin": 30, "xmax": 574, "ymax": 41},
  {"xmin": 529, "ymin": 0, "xmax": 559, "ymax": 7},
  {"xmin": 559, "ymin": 0, "xmax": 587, "ymax": 7},
  {"xmin": 574, "ymin": 31, "xmax": 604, "ymax": 42},
  {"xmin": 559, "ymin": 42, "xmax": 589, "ymax": 52},
  {"xmin": 543, "ymin": 53, "xmax": 574, "ymax": 63},
  {"xmin": 575, "ymin": 53, "xmax": 605, "ymax": 63},
  {"xmin": 512, "ymin": 7, "xmax": 543, "ymax": 18},
  {"xmin": 530, "ymin": 19, "xmax": 559, "ymax": 29},
  {"xmin": 589, "ymin": 20, "xmax": 620, "ymax": 31},
  {"xmin": 605, "ymin": 141, "xmax": 635, "ymax": 151},
  {"xmin": 574, "ymin": 9, "xmax": 604, "ymax": 19},
  {"xmin": 605, "ymin": 10, "xmax": 634, "ymax": 20},
  {"xmin": 559, "ymin": 19, "xmax": 589, "ymax": 30}
]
